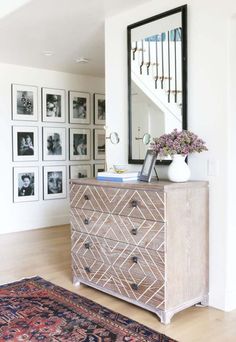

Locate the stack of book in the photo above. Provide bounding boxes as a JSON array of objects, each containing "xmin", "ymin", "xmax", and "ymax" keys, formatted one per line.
[{"xmin": 97, "ymin": 171, "xmax": 139, "ymax": 182}]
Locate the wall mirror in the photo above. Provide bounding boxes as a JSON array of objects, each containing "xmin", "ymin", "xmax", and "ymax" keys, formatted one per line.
[{"xmin": 127, "ymin": 5, "xmax": 187, "ymax": 164}]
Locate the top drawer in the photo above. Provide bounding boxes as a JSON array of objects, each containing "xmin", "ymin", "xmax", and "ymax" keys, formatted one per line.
[{"xmin": 70, "ymin": 184, "xmax": 165, "ymax": 222}]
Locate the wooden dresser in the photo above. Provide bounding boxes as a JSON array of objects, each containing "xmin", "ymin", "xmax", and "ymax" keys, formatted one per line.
[{"xmin": 70, "ymin": 179, "xmax": 208, "ymax": 324}]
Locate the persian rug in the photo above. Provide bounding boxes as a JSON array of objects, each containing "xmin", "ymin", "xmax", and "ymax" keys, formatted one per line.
[{"xmin": 0, "ymin": 276, "xmax": 177, "ymax": 342}]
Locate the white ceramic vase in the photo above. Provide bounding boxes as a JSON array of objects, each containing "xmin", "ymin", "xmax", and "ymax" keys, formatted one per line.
[{"xmin": 168, "ymin": 154, "xmax": 190, "ymax": 182}]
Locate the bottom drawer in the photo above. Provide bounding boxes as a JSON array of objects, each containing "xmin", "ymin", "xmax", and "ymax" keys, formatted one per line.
[{"xmin": 72, "ymin": 253, "xmax": 165, "ymax": 309}]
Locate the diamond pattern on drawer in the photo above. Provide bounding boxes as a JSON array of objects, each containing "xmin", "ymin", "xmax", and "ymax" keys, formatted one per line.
[
  {"xmin": 70, "ymin": 184, "xmax": 165, "ymax": 221},
  {"xmin": 71, "ymin": 231, "xmax": 165, "ymax": 287},
  {"xmin": 70, "ymin": 208, "xmax": 165, "ymax": 251}
]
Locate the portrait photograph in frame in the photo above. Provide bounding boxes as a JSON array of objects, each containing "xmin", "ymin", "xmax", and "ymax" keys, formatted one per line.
[
  {"xmin": 69, "ymin": 128, "xmax": 91, "ymax": 161},
  {"xmin": 94, "ymin": 163, "xmax": 105, "ymax": 177},
  {"xmin": 94, "ymin": 93, "xmax": 105, "ymax": 125},
  {"xmin": 93, "ymin": 128, "xmax": 105, "ymax": 160},
  {"xmin": 13, "ymin": 166, "xmax": 39, "ymax": 203},
  {"xmin": 139, "ymin": 149, "xmax": 157, "ymax": 182},
  {"xmin": 12, "ymin": 126, "xmax": 39, "ymax": 162},
  {"xmin": 12, "ymin": 84, "xmax": 38, "ymax": 121},
  {"xmin": 43, "ymin": 165, "xmax": 67, "ymax": 200},
  {"xmin": 43, "ymin": 127, "xmax": 66, "ymax": 161},
  {"xmin": 69, "ymin": 91, "xmax": 90, "ymax": 124},
  {"xmin": 42, "ymin": 87, "xmax": 66, "ymax": 123},
  {"xmin": 70, "ymin": 164, "xmax": 91, "ymax": 179}
]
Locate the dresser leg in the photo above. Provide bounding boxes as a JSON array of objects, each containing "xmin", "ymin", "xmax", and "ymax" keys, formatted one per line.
[
  {"xmin": 156, "ymin": 311, "xmax": 174, "ymax": 325},
  {"xmin": 73, "ymin": 276, "xmax": 81, "ymax": 287},
  {"xmin": 200, "ymin": 295, "xmax": 209, "ymax": 306}
]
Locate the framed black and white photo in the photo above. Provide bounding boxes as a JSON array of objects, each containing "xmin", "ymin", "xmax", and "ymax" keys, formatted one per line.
[
  {"xmin": 13, "ymin": 167, "xmax": 39, "ymax": 202},
  {"xmin": 42, "ymin": 87, "xmax": 66, "ymax": 123},
  {"xmin": 70, "ymin": 165, "xmax": 91, "ymax": 179},
  {"xmin": 69, "ymin": 91, "xmax": 90, "ymax": 124},
  {"xmin": 43, "ymin": 127, "xmax": 66, "ymax": 161},
  {"xmin": 139, "ymin": 150, "xmax": 157, "ymax": 182},
  {"xmin": 93, "ymin": 128, "xmax": 105, "ymax": 160},
  {"xmin": 69, "ymin": 128, "xmax": 91, "ymax": 161},
  {"xmin": 12, "ymin": 126, "xmax": 38, "ymax": 161},
  {"xmin": 94, "ymin": 163, "xmax": 105, "ymax": 177},
  {"xmin": 94, "ymin": 93, "xmax": 105, "ymax": 125},
  {"xmin": 43, "ymin": 166, "xmax": 67, "ymax": 200},
  {"xmin": 12, "ymin": 84, "xmax": 38, "ymax": 121}
]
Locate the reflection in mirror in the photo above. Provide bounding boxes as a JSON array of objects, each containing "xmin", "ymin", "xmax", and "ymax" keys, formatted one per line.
[{"xmin": 128, "ymin": 5, "xmax": 187, "ymax": 164}]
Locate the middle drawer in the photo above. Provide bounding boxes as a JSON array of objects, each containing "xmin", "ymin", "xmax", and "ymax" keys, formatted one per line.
[
  {"xmin": 70, "ymin": 208, "xmax": 165, "ymax": 252},
  {"xmin": 71, "ymin": 231, "xmax": 165, "ymax": 277}
]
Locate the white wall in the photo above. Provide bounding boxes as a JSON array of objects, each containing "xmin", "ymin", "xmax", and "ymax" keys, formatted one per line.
[
  {"xmin": 105, "ymin": 0, "xmax": 236, "ymax": 311},
  {"xmin": 0, "ymin": 63, "xmax": 104, "ymax": 234}
]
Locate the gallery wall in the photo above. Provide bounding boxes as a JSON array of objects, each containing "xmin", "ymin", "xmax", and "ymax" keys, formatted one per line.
[
  {"xmin": 0, "ymin": 62, "xmax": 105, "ymax": 234},
  {"xmin": 105, "ymin": 0, "xmax": 236, "ymax": 311}
]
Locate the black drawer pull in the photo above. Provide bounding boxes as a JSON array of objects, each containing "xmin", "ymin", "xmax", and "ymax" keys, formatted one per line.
[
  {"xmin": 131, "ymin": 200, "xmax": 138, "ymax": 208},
  {"xmin": 84, "ymin": 242, "xmax": 91, "ymax": 249},
  {"xmin": 132, "ymin": 256, "xmax": 138, "ymax": 263},
  {"xmin": 84, "ymin": 218, "xmax": 89, "ymax": 225},
  {"xmin": 84, "ymin": 266, "xmax": 91, "ymax": 273},
  {"xmin": 131, "ymin": 228, "xmax": 138, "ymax": 235},
  {"xmin": 131, "ymin": 283, "xmax": 139, "ymax": 291},
  {"xmin": 84, "ymin": 194, "xmax": 89, "ymax": 200}
]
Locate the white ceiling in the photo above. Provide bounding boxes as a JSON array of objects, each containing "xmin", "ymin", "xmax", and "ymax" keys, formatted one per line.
[{"xmin": 0, "ymin": 0, "xmax": 150, "ymax": 77}]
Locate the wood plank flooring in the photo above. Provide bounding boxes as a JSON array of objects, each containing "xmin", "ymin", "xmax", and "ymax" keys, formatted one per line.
[{"xmin": 0, "ymin": 225, "xmax": 236, "ymax": 342}]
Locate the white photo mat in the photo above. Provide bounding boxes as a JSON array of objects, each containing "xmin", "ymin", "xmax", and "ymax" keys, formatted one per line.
[
  {"xmin": 43, "ymin": 165, "xmax": 67, "ymax": 200},
  {"xmin": 42, "ymin": 87, "xmax": 66, "ymax": 123},
  {"xmin": 94, "ymin": 93, "xmax": 105, "ymax": 125},
  {"xmin": 42, "ymin": 127, "xmax": 66, "ymax": 161},
  {"xmin": 93, "ymin": 128, "xmax": 105, "ymax": 160},
  {"xmin": 70, "ymin": 164, "xmax": 91, "ymax": 179},
  {"xmin": 12, "ymin": 84, "xmax": 38, "ymax": 121},
  {"xmin": 12, "ymin": 126, "xmax": 39, "ymax": 162},
  {"xmin": 13, "ymin": 166, "xmax": 39, "ymax": 202},
  {"xmin": 69, "ymin": 91, "xmax": 90, "ymax": 124},
  {"xmin": 69, "ymin": 128, "xmax": 91, "ymax": 161}
]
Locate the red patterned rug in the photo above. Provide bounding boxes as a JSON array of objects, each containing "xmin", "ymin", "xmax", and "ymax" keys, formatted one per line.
[{"xmin": 0, "ymin": 276, "xmax": 177, "ymax": 341}]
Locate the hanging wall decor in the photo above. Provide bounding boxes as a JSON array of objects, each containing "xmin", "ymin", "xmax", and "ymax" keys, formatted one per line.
[
  {"xmin": 12, "ymin": 84, "xmax": 38, "ymax": 121},
  {"xmin": 42, "ymin": 87, "xmax": 66, "ymax": 123}
]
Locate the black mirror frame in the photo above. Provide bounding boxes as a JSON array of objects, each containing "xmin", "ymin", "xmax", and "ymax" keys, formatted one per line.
[{"xmin": 127, "ymin": 5, "xmax": 188, "ymax": 165}]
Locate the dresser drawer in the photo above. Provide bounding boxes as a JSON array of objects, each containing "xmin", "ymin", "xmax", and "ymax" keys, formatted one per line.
[
  {"xmin": 70, "ymin": 184, "xmax": 165, "ymax": 221},
  {"xmin": 72, "ymin": 252, "xmax": 165, "ymax": 309},
  {"xmin": 70, "ymin": 208, "xmax": 165, "ymax": 251},
  {"xmin": 71, "ymin": 231, "xmax": 165, "ymax": 276}
]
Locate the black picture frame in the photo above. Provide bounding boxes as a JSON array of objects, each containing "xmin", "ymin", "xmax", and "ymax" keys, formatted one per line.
[
  {"xmin": 139, "ymin": 150, "xmax": 157, "ymax": 182},
  {"xmin": 127, "ymin": 5, "xmax": 187, "ymax": 165}
]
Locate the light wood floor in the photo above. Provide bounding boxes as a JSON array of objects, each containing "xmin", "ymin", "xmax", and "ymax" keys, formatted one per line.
[{"xmin": 0, "ymin": 225, "xmax": 236, "ymax": 342}]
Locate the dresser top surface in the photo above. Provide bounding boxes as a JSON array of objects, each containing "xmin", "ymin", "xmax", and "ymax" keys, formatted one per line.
[{"xmin": 70, "ymin": 178, "xmax": 208, "ymax": 191}]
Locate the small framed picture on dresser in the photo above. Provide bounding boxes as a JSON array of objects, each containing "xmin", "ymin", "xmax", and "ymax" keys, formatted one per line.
[
  {"xmin": 69, "ymin": 91, "xmax": 90, "ymax": 124},
  {"xmin": 139, "ymin": 149, "xmax": 157, "ymax": 182},
  {"xmin": 12, "ymin": 126, "xmax": 39, "ymax": 162},
  {"xmin": 13, "ymin": 166, "xmax": 39, "ymax": 202},
  {"xmin": 42, "ymin": 87, "xmax": 66, "ymax": 123},
  {"xmin": 12, "ymin": 84, "xmax": 38, "ymax": 121}
]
